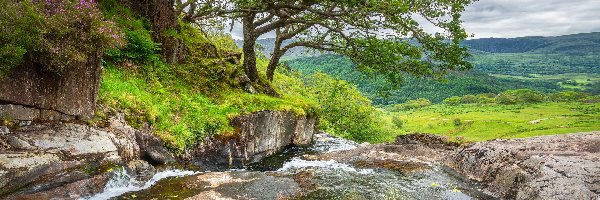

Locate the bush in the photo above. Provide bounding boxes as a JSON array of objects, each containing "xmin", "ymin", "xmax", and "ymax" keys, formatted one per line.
[
  {"xmin": 391, "ymin": 116, "xmax": 404, "ymax": 129},
  {"xmin": 1, "ymin": 0, "xmax": 125, "ymax": 75},
  {"xmin": 460, "ymin": 95, "xmax": 478, "ymax": 104},
  {"xmin": 497, "ymin": 89, "xmax": 545, "ymax": 104},
  {"xmin": 453, "ymin": 118, "xmax": 462, "ymax": 126},
  {"xmin": 548, "ymin": 91, "xmax": 589, "ymax": 102},
  {"xmin": 395, "ymin": 98, "xmax": 432, "ymax": 110},
  {"xmin": 443, "ymin": 96, "xmax": 462, "ymax": 105}
]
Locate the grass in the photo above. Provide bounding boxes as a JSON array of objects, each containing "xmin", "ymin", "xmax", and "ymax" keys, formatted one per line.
[
  {"xmin": 491, "ymin": 73, "xmax": 600, "ymax": 90},
  {"xmin": 98, "ymin": 66, "xmax": 316, "ymax": 154},
  {"xmin": 388, "ymin": 102, "xmax": 600, "ymax": 142}
]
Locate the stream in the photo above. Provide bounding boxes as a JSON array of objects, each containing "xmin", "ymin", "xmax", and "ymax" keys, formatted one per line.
[{"xmin": 85, "ymin": 133, "xmax": 494, "ymax": 200}]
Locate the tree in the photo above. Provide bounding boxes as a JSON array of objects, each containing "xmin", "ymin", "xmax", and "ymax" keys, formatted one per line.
[{"xmin": 176, "ymin": 0, "xmax": 475, "ymax": 84}]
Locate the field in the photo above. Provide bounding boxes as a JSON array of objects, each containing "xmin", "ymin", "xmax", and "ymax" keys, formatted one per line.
[{"xmin": 387, "ymin": 102, "xmax": 600, "ymax": 142}]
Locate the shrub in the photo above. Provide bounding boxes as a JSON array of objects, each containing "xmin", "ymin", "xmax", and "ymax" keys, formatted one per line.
[
  {"xmin": 460, "ymin": 95, "xmax": 478, "ymax": 104},
  {"xmin": 453, "ymin": 118, "xmax": 462, "ymax": 126},
  {"xmin": 391, "ymin": 116, "xmax": 404, "ymax": 129},
  {"xmin": 497, "ymin": 89, "xmax": 545, "ymax": 104},
  {"xmin": 0, "ymin": 0, "xmax": 125, "ymax": 75},
  {"xmin": 395, "ymin": 98, "xmax": 432, "ymax": 110},
  {"xmin": 548, "ymin": 91, "xmax": 589, "ymax": 102},
  {"xmin": 443, "ymin": 96, "xmax": 462, "ymax": 105}
]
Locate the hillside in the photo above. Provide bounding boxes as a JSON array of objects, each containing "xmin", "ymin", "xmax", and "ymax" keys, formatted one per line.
[{"xmin": 462, "ymin": 32, "xmax": 600, "ymax": 55}]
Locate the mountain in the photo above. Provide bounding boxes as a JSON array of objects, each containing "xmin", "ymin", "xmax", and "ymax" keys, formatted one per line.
[{"xmin": 462, "ymin": 32, "xmax": 600, "ymax": 55}]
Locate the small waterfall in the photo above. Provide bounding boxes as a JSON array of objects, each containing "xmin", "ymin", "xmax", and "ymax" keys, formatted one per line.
[
  {"xmin": 83, "ymin": 168, "xmax": 198, "ymax": 200},
  {"xmin": 278, "ymin": 157, "xmax": 373, "ymax": 174}
]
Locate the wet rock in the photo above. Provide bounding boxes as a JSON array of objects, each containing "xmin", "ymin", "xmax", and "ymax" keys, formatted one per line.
[
  {"xmin": 145, "ymin": 147, "xmax": 175, "ymax": 165},
  {"xmin": 6, "ymin": 173, "xmax": 111, "ymax": 200},
  {"xmin": 0, "ymin": 104, "xmax": 39, "ymax": 121},
  {"xmin": 446, "ymin": 131, "xmax": 600, "ymax": 200},
  {"xmin": 188, "ymin": 111, "xmax": 316, "ymax": 169},
  {"xmin": 5, "ymin": 135, "xmax": 33, "ymax": 150},
  {"xmin": 119, "ymin": 171, "xmax": 301, "ymax": 200},
  {"xmin": 126, "ymin": 160, "xmax": 156, "ymax": 183}
]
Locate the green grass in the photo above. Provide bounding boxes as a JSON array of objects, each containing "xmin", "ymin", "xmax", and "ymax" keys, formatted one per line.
[
  {"xmin": 98, "ymin": 66, "xmax": 316, "ymax": 154},
  {"xmin": 389, "ymin": 102, "xmax": 600, "ymax": 142},
  {"xmin": 491, "ymin": 73, "xmax": 600, "ymax": 90}
]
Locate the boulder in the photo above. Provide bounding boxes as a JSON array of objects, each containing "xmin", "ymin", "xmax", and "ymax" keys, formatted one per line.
[
  {"xmin": 0, "ymin": 53, "xmax": 101, "ymax": 120},
  {"xmin": 446, "ymin": 131, "xmax": 600, "ymax": 200},
  {"xmin": 188, "ymin": 111, "xmax": 316, "ymax": 169}
]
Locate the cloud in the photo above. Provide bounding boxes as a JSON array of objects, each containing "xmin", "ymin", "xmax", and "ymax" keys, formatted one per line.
[
  {"xmin": 462, "ymin": 0, "xmax": 600, "ymax": 38},
  {"xmin": 228, "ymin": 0, "xmax": 600, "ymax": 39}
]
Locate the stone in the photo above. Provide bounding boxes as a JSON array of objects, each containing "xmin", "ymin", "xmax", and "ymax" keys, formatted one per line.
[
  {"xmin": 0, "ymin": 104, "xmax": 39, "ymax": 121},
  {"xmin": 126, "ymin": 160, "xmax": 156, "ymax": 183},
  {"xmin": 188, "ymin": 111, "xmax": 316, "ymax": 169},
  {"xmin": 0, "ymin": 153, "xmax": 60, "ymax": 169},
  {"xmin": 445, "ymin": 131, "xmax": 600, "ymax": 200},
  {"xmin": 0, "ymin": 51, "xmax": 101, "ymax": 119},
  {"xmin": 5, "ymin": 173, "xmax": 110, "ymax": 200},
  {"xmin": 145, "ymin": 147, "xmax": 175, "ymax": 165},
  {"xmin": 18, "ymin": 124, "xmax": 119, "ymax": 156},
  {"xmin": 106, "ymin": 115, "xmax": 141, "ymax": 161},
  {"xmin": 0, "ymin": 126, "xmax": 9, "ymax": 135},
  {"xmin": 5, "ymin": 135, "xmax": 33, "ymax": 150}
]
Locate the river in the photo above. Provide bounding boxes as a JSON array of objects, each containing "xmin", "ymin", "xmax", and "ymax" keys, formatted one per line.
[{"xmin": 85, "ymin": 133, "xmax": 494, "ymax": 200}]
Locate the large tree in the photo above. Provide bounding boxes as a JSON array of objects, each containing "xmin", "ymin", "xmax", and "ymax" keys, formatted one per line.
[{"xmin": 176, "ymin": 0, "xmax": 475, "ymax": 84}]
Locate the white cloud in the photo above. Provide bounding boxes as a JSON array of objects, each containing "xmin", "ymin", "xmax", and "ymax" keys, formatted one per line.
[{"xmin": 227, "ymin": 0, "xmax": 600, "ymax": 40}]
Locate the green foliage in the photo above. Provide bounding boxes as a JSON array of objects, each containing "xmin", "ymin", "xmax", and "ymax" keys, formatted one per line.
[
  {"xmin": 391, "ymin": 116, "xmax": 404, "ymax": 129},
  {"xmin": 453, "ymin": 118, "xmax": 462, "ymax": 127},
  {"xmin": 443, "ymin": 96, "xmax": 462, "ymax": 105},
  {"xmin": 0, "ymin": 0, "xmax": 124, "ymax": 76},
  {"xmin": 548, "ymin": 91, "xmax": 590, "ymax": 102},
  {"xmin": 392, "ymin": 102, "xmax": 600, "ymax": 142},
  {"xmin": 0, "ymin": 0, "xmax": 41, "ymax": 77},
  {"xmin": 393, "ymin": 98, "xmax": 432, "ymax": 111},
  {"xmin": 496, "ymin": 89, "xmax": 545, "ymax": 105},
  {"xmin": 286, "ymin": 54, "xmax": 565, "ymax": 104}
]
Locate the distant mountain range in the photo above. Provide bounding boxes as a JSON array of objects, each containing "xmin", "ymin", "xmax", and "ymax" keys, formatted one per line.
[
  {"xmin": 463, "ymin": 32, "xmax": 600, "ymax": 55},
  {"xmin": 239, "ymin": 32, "xmax": 600, "ymax": 58}
]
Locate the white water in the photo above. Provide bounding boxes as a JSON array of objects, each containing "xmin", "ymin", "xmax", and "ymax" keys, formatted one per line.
[
  {"xmin": 311, "ymin": 133, "xmax": 358, "ymax": 153},
  {"xmin": 278, "ymin": 157, "xmax": 373, "ymax": 174},
  {"xmin": 83, "ymin": 168, "xmax": 198, "ymax": 200}
]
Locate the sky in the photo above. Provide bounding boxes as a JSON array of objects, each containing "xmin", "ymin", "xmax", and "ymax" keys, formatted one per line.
[{"xmin": 228, "ymin": 0, "xmax": 600, "ymax": 40}]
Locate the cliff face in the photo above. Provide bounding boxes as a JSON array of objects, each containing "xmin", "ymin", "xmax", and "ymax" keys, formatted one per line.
[
  {"xmin": 188, "ymin": 111, "xmax": 317, "ymax": 169},
  {"xmin": 0, "ymin": 53, "xmax": 102, "ymax": 121}
]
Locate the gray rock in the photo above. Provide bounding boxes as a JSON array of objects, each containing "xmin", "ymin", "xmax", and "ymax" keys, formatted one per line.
[
  {"xmin": 189, "ymin": 111, "xmax": 316, "ymax": 169},
  {"xmin": 446, "ymin": 131, "xmax": 600, "ymax": 200},
  {"xmin": 0, "ymin": 126, "xmax": 10, "ymax": 135},
  {"xmin": 126, "ymin": 160, "xmax": 156, "ymax": 183},
  {"xmin": 145, "ymin": 147, "xmax": 175, "ymax": 165},
  {"xmin": 5, "ymin": 135, "xmax": 34, "ymax": 150},
  {"xmin": 106, "ymin": 115, "xmax": 141, "ymax": 161},
  {"xmin": 0, "ymin": 104, "xmax": 40, "ymax": 121}
]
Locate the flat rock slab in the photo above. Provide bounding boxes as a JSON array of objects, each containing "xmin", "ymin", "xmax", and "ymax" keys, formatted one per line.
[
  {"xmin": 118, "ymin": 171, "xmax": 302, "ymax": 200},
  {"xmin": 446, "ymin": 131, "xmax": 600, "ymax": 200}
]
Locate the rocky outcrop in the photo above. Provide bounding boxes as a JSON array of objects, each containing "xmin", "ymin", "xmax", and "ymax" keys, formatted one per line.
[
  {"xmin": 446, "ymin": 132, "xmax": 600, "ymax": 200},
  {"xmin": 0, "ymin": 54, "xmax": 101, "ymax": 120},
  {"xmin": 0, "ymin": 116, "xmax": 172, "ymax": 198},
  {"xmin": 188, "ymin": 111, "xmax": 317, "ymax": 169}
]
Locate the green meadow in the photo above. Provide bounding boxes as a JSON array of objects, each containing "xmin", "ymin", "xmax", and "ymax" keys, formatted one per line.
[{"xmin": 388, "ymin": 102, "xmax": 600, "ymax": 142}]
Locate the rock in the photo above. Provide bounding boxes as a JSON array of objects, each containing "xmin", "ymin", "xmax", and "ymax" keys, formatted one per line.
[
  {"xmin": 0, "ymin": 51, "xmax": 102, "ymax": 119},
  {"xmin": 188, "ymin": 111, "xmax": 316, "ymax": 169},
  {"xmin": 446, "ymin": 131, "xmax": 600, "ymax": 200},
  {"xmin": 134, "ymin": 128, "xmax": 175, "ymax": 165},
  {"xmin": 119, "ymin": 171, "xmax": 302, "ymax": 200},
  {"xmin": 0, "ymin": 126, "xmax": 9, "ymax": 135},
  {"xmin": 0, "ymin": 104, "xmax": 39, "ymax": 121},
  {"xmin": 107, "ymin": 115, "xmax": 141, "ymax": 161},
  {"xmin": 0, "ymin": 153, "xmax": 60, "ymax": 170},
  {"xmin": 126, "ymin": 160, "xmax": 156, "ymax": 182},
  {"xmin": 145, "ymin": 147, "xmax": 175, "ymax": 165},
  {"xmin": 5, "ymin": 135, "xmax": 33, "ymax": 150},
  {"xmin": 5, "ymin": 173, "xmax": 111, "ymax": 200}
]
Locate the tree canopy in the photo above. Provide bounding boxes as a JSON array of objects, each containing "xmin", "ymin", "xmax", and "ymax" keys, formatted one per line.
[{"xmin": 176, "ymin": 0, "xmax": 475, "ymax": 85}]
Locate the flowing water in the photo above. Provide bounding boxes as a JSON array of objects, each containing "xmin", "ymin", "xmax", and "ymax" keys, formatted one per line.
[{"xmin": 85, "ymin": 133, "xmax": 494, "ymax": 200}]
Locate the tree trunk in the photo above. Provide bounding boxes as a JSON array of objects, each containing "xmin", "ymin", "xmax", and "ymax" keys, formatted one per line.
[
  {"xmin": 266, "ymin": 37, "xmax": 285, "ymax": 82},
  {"xmin": 242, "ymin": 15, "xmax": 259, "ymax": 82}
]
